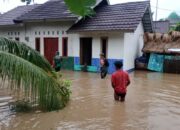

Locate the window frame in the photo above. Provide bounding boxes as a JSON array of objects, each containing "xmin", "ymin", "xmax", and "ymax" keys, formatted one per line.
[
  {"xmin": 100, "ymin": 37, "xmax": 108, "ymax": 58},
  {"xmin": 62, "ymin": 37, "xmax": 68, "ymax": 57}
]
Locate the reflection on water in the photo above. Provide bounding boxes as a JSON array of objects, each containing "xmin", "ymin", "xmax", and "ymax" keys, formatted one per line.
[{"xmin": 0, "ymin": 71, "xmax": 180, "ymax": 130}]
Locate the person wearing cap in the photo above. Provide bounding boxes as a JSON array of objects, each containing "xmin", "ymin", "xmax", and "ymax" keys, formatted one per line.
[
  {"xmin": 99, "ymin": 53, "xmax": 109, "ymax": 79},
  {"xmin": 111, "ymin": 61, "xmax": 130, "ymax": 102},
  {"xmin": 53, "ymin": 51, "xmax": 62, "ymax": 72}
]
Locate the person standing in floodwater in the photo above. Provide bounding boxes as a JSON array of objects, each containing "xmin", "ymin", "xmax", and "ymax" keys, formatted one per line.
[
  {"xmin": 99, "ymin": 53, "xmax": 109, "ymax": 79},
  {"xmin": 53, "ymin": 51, "xmax": 62, "ymax": 72},
  {"xmin": 111, "ymin": 61, "xmax": 130, "ymax": 102}
]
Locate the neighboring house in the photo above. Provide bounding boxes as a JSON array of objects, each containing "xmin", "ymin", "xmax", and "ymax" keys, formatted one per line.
[
  {"xmin": 169, "ymin": 18, "xmax": 180, "ymax": 27},
  {"xmin": 142, "ymin": 32, "xmax": 180, "ymax": 73},
  {"xmin": 0, "ymin": 0, "xmax": 153, "ymax": 73},
  {"xmin": 153, "ymin": 20, "xmax": 170, "ymax": 33}
]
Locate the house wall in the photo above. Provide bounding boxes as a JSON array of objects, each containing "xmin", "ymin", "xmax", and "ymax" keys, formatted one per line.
[
  {"xmin": 72, "ymin": 32, "xmax": 124, "ymax": 73},
  {"xmin": 0, "ymin": 21, "xmax": 75, "ymax": 70},
  {"xmin": 123, "ymin": 22, "xmax": 144, "ymax": 71},
  {"xmin": 0, "ymin": 21, "xmax": 144, "ymax": 73},
  {"xmin": 0, "ymin": 26, "xmax": 26, "ymax": 43},
  {"xmin": 0, "ymin": 21, "xmax": 73, "ymax": 54}
]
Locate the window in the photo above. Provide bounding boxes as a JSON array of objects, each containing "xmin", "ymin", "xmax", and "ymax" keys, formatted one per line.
[
  {"xmin": 62, "ymin": 37, "xmax": 68, "ymax": 57},
  {"xmin": 15, "ymin": 37, "xmax": 20, "ymax": 41},
  {"xmin": 101, "ymin": 37, "xmax": 108, "ymax": 58},
  {"xmin": 25, "ymin": 37, "xmax": 29, "ymax": 42},
  {"xmin": 57, "ymin": 31, "xmax": 59, "ymax": 35},
  {"xmin": 35, "ymin": 38, "xmax": 40, "ymax": 52}
]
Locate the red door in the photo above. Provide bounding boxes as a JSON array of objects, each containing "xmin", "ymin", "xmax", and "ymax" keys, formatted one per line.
[{"xmin": 44, "ymin": 38, "xmax": 58, "ymax": 65}]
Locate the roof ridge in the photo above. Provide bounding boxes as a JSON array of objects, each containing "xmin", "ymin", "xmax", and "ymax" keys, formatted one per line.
[
  {"xmin": 1, "ymin": 4, "xmax": 41, "ymax": 15},
  {"xmin": 109, "ymin": 0, "xmax": 150, "ymax": 6},
  {"xmin": 0, "ymin": 4, "xmax": 40, "ymax": 17}
]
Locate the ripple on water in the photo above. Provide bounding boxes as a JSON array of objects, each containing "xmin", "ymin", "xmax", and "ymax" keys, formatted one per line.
[
  {"xmin": 1, "ymin": 71, "xmax": 180, "ymax": 130},
  {"xmin": 57, "ymin": 117, "xmax": 110, "ymax": 130},
  {"xmin": 0, "ymin": 96, "xmax": 15, "ymax": 128}
]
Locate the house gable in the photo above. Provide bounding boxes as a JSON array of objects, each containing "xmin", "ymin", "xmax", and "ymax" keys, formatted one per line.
[{"xmin": 142, "ymin": 7, "xmax": 153, "ymax": 32}]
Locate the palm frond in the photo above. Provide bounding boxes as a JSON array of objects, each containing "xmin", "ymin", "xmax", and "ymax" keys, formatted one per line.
[
  {"xmin": 0, "ymin": 37, "xmax": 55, "ymax": 76},
  {"xmin": 0, "ymin": 51, "xmax": 70, "ymax": 111}
]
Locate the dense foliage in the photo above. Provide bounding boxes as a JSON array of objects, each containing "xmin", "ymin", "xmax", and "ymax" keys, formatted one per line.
[
  {"xmin": 175, "ymin": 23, "xmax": 180, "ymax": 31},
  {"xmin": 168, "ymin": 12, "xmax": 180, "ymax": 20}
]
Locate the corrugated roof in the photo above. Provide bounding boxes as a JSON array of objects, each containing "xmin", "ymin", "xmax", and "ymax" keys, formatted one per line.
[
  {"xmin": 0, "ymin": 4, "xmax": 39, "ymax": 26},
  {"xmin": 15, "ymin": 0, "xmax": 78, "ymax": 22},
  {"xmin": 68, "ymin": 1, "xmax": 151, "ymax": 32}
]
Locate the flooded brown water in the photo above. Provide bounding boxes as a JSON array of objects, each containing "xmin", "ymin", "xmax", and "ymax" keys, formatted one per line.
[{"xmin": 0, "ymin": 71, "xmax": 180, "ymax": 130}]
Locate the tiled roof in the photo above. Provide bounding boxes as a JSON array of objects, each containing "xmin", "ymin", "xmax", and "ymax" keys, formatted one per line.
[
  {"xmin": 15, "ymin": 0, "xmax": 78, "ymax": 22},
  {"xmin": 68, "ymin": 1, "xmax": 151, "ymax": 32},
  {"xmin": 153, "ymin": 21, "xmax": 170, "ymax": 33},
  {"xmin": 0, "ymin": 5, "xmax": 39, "ymax": 26}
]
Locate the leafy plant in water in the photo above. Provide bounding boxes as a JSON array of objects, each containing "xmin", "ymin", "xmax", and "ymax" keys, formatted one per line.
[
  {"xmin": 0, "ymin": 37, "xmax": 71, "ymax": 111},
  {"xmin": 11, "ymin": 100, "xmax": 33, "ymax": 112}
]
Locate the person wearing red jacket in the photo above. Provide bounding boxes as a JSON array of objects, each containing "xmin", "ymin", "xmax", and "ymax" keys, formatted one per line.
[{"xmin": 111, "ymin": 61, "xmax": 130, "ymax": 102}]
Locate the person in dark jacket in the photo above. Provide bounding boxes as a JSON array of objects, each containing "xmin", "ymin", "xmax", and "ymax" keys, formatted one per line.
[
  {"xmin": 99, "ymin": 53, "xmax": 109, "ymax": 79},
  {"xmin": 53, "ymin": 51, "xmax": 62, "ymax": 72}
]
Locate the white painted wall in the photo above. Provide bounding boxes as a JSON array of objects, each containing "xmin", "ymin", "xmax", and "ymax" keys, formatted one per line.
[
  {"xmin": 0, "ymin": 21, "xmax": 75, "ymax": 56},
  {"xmin": 108, "ymin": 33, "xmax": 124, "ymax": 59},
  {"xmin": 69, "ymin": 33, "xmax": 80, "ymax": 57},
  {"xmin": 74, "ymin": 32, "xmax": 124, "ymax": 59},
  {"xmin": 92, "ymin": 37, "xmax": 101, "ymax": 58},
  {"xmin": 0, "ymin": 21, "xmax": 144, "ymax": 72},
  {"xmin": 123, "ymin": 22, "xmax": 144, "ymax": 71}
]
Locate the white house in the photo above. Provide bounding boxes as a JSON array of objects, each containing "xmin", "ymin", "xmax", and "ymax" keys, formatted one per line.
[{"xmin": 0, "ymin": 0, "xmax": 153, "ymax": 73}]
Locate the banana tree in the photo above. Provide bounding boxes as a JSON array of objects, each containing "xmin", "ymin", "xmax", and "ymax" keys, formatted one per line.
[{"xmin": 0, "ymin": 37, "xmax": 70, "ymax": 111}]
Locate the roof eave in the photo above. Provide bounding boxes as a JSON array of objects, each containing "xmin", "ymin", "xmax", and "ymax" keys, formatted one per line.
[
  {"xmin": 0, "ymin": 23, "xmax": 24, "ymax": 28},
  {"xmin": 14, "ymin": 17, "xmax": 78, "ymax": 24},
  {"xmin": 67, "ymin": 29, "xmax": 134, "ymax": 34}
]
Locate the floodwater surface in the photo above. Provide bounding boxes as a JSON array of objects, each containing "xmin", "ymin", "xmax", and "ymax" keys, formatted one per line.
[{"xmin": 0, "ymin": 71, "xmax": 180, "ymax": 130}]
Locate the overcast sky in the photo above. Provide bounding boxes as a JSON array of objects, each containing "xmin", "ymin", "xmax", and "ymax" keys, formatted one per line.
[{"xmin": 0, "ymin": 0, "xmax": 180, "ymax": 20}]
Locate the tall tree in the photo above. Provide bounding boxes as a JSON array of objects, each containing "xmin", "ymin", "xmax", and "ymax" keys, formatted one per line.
[{"xmin": 168, "ymin": 12, "xmax": 180, "ymax": 19}]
